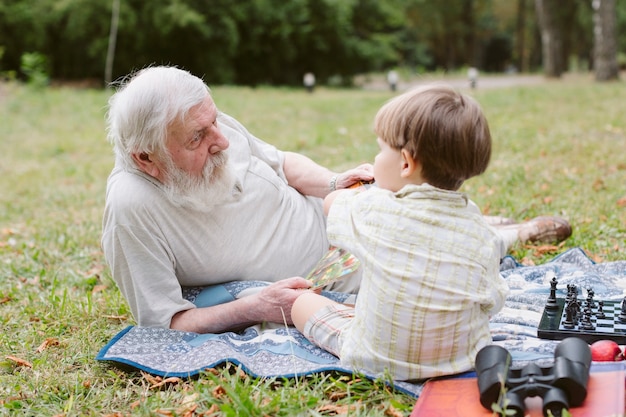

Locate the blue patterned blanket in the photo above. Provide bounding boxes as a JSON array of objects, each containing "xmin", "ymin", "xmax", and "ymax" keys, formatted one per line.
[{"xmin": 96, "ymin": 248, "xmax": 626, "ymax": 397}]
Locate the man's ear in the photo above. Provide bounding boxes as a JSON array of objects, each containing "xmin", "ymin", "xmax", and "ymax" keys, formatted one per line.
[{"xmin": 131, "ymin": 152, "xmax": 160, "ymax": 178}]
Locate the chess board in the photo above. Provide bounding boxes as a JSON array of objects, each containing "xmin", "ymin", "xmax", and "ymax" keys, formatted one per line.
[{"xmin": 538, "ymin": 297, "xmax": 626, "ymax": 344}]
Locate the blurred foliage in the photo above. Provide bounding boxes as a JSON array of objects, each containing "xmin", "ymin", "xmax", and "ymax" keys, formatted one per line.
[
  {"xmin": 20, "ymin": 51, "xmax": 49, "ymax": 88},
  {"xmin": 0, "ymin": 0, "xmax": 624, "ymax": 86}
]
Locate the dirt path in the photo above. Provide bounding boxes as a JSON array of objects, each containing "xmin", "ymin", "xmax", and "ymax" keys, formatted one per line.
[{"xmin": 359, "ymin": 73, "xmax": 549, "ymax": 91}]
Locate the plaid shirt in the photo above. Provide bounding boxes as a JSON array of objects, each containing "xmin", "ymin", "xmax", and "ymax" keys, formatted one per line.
[{"xmin": 327, "ymin": 183, "xmax": 509, "ymax": 380}]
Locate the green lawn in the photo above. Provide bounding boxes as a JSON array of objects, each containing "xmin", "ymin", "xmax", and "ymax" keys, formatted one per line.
[{"xmin": 1, "ymin": 74, "xmax": 625, "ymax": 416}]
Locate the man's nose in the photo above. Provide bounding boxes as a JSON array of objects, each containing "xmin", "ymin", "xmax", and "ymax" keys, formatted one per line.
[{"xmin": 210, "ymin": 130, "xmax": 229, "ymax": 154}]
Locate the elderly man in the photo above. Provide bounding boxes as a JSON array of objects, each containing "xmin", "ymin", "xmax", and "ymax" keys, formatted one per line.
[{"xmin": 102, "ymin": 66, "xmax": 571, "ymax": 334}]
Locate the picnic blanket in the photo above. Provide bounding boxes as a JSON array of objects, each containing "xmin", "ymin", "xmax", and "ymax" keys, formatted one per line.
[{"xmin": 96, "ymin": 248, "xmax": 626, "ymax": 397}]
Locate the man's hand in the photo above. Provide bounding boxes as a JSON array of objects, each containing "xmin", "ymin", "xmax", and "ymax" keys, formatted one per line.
[
  {"xmin": 170, "ymin": 277, "xmax": 313, "ymax": 333},
  {"xmin": 283, "ymin": 152, "xmax": 374, "ymax": 198},
  {"xmin": 335, "ymin": 163, "xmax": 374, "ymax": 190},
  {"xmin": 250, "ymin": 277, "xmax": 313, "ymax": 325}
]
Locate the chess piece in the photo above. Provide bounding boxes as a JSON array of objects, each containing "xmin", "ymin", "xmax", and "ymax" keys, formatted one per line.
[
  {"xmin": 619, "ymin": 297, "xmax": 626, "ymax": 324},
  {"xmin": 580, "ymin": 307, "xmax": 594, "ymax": 330},
  {"xmin": 546, "ymin": 276, "xmax": 559, "ymax": 311},
  {"xmin": 565, "ymin": 284, "xmax": 573, "ymax": 302},
  {"xmin": 586, "ymin": 287, "xmax": 595, "ymax": 308},
  {"xmin": 596, "ymin": 300, "xmax": 606, "ymax": 319},
  {"xmin": 562, "ymin": 302, "xmax": 575, "ymax": 329}
]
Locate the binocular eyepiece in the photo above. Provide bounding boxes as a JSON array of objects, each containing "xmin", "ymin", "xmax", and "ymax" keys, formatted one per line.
[{"xmin": 475, "ymin": 337, "xmax": 591, "ymax": 417}]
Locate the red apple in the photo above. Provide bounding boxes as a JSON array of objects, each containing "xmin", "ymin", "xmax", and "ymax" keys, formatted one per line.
[{"xmin": 590, "ymin": 340, "xmax": 624, "ymax": 361}]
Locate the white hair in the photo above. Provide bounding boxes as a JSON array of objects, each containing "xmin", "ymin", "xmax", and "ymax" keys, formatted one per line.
[{"xmin": 106, "ymin": 66, "xmax": 210, "ymax": 169}]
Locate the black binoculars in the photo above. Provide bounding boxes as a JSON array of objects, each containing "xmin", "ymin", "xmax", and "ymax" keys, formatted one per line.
[{"xmin": 475, "ymin": 337, "xmax": 591, "ymax": 417}]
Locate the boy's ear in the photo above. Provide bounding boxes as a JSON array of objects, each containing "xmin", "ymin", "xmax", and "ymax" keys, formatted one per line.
[
  {"xmin": 131, "ymin": 152, "xmax": 161, "ymax": 178},
  {"xmin": 400, "ymin": 149, "xmax": 420, "ymax": 178}
]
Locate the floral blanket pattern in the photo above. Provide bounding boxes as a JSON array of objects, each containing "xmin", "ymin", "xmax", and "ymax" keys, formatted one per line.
[{"xmin": 96, "ymin": 248, "xmax": 626, "ymax": 397}]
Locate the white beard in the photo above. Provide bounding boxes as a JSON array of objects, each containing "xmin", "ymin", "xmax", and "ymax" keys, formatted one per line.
[{"xmin": 161, "ymin": 152, "xmax": 237, "ymax": 212}]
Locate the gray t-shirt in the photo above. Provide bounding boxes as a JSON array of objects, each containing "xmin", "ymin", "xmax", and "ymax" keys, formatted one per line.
[{"xmin": 102, "ymin": 113, "xmax": 328, "ymax": 328}]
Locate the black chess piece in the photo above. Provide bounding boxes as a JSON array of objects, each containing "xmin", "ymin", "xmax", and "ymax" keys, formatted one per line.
[
  {"xmin": 596, "ymin": 300, "xmax": 606, "ymax": 319},
  {"xmin": 562, "ymin": 302, "xmax": 575, "ymax": 329},
  {"xmin": 546, "ymin": 276, "xmax": 559, "ymax": 311},
  {"xmin": 586, "ymin": 287, "xmax": 595, "ymax": 308},
  {"xmin": 580, "ymin": 307, "xmax": 594, "ymax": 330},
  {"xmin": 569, "ymin": 298, "xmax": 581, "ymax": 324},
  {"xmin": 619, "ymin": 297, "xmax": 626, "ymax": 324}
]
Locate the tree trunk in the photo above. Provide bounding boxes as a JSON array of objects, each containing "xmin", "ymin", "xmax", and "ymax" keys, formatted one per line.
[
  {"xmin": 515, "ymin": 0, "xmax": 527, "ymax": 72},
  {"xmin": 534, "ymin": 0, "xmax": 563, "ymax": 77},
  {"xmin": 462, "ymin": 0, "xmax": 478, "ymax": 68},
  {"xmin": 105, "ymin": 0, "xmax": 121, "ymax": 87},
  {"xmin": 593, "ymin": 0, "xmax": 619, "ymax": 81}
]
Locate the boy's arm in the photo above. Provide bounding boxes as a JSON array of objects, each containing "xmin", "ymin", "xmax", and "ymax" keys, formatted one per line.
[
  {"xmin": 323, "ymin": 189, "xmax": 345, "ymax": 215},
  {"xmin": 291, "ymin": 291, "xmax": 339, "ymax": 333}
]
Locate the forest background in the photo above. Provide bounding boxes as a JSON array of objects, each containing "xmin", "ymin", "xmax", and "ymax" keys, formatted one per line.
[{"xmin": 0, "ymin": 0, "xmax": 624, "ymax": 87}]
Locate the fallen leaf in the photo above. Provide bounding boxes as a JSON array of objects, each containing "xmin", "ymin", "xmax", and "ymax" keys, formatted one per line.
[
  {"xmin": 212, "ymin": 385, "xmax": 226, "ymax": 399},
  {"xmin": 151, "ymin": 377, "xmax": 182, "ymax": 390},
  {"xmin": 317, "ymin": 403, "xmax": 358, "ymax": 414},
  {"xmin": 84, "ymin": 265, "xmax": 105, "ymax": 277},
  {"xmin": 180, "ymin": 393, "xmax": 199, "ymax": 405},
  {"xmin": 347, "ymin": 378, "xmax": 362, "ymax": 385},
  {"xmin": 592, "ymin": 178, "xmax": 605, "ymax": 191},
  {"xmin": 204, "ymin": 404, "xmax": 220, "ymax": 415},
  {"xmin": 36, "ymin": 338, "xmax": 60, "ymax": 353},
  {"xmin": 6, "ymin": 355, "xmax": 32, "ymax": 368},
  {"xmin": 385, "ymin": 405, "xmax": 404, "ymax": 417},
  {"xmin": 177, "ymin": 394, "xmax": 199, "ymax": 417},
  {"xmin": 0, "ymin": 296, "xmax": 11, "ymax": 304},
  {"xmin": 533, "ymin": 245, "xmax": 559, "ymax": 256},
  {"xmin": 92, "ymin": 285, "xmax": 107, "ymax": 294},
  {"xmin": 141, "ymin": 371, "xmax": 161, "ymax": 385},
  {"xmin": 589, "ymin": 252, "xmax": 604, "ymax": 263},
  {"xmin": 102, "ymin": 314, "xmax": 127, "ymax": 321},
  {"xmin": 328, "ymin": 391, "xmax": 347, "ymax": 401},
  {"xmin": 617, "ymin": 196, "xmax": 626, "ymax": 207}
]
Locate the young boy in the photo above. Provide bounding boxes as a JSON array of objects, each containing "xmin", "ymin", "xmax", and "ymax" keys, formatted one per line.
[{"xmin": 291, "ymin": 84, "xmax": 509, "ymax": 381}]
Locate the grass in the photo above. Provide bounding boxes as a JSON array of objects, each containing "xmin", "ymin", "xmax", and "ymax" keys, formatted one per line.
[{"xmin": 1, "ymin": 73, "xmax": 625, "ymax": 416}]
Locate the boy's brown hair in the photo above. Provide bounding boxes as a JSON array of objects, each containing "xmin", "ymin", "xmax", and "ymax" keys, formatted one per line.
[{"xmin": 373, "ymin": 83, "xmax": 491, "ymax": 191}]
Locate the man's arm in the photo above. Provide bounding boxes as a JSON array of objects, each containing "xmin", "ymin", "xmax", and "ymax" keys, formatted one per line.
[
  {"xmin": 169, "ymin": 277, "xmax": 312, "ymax": 333},
  {"xmin": 283, "ymin": 151, "xmax": 374, "ymax": 198}
]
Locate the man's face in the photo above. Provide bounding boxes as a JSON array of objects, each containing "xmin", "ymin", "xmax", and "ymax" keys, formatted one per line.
[
  {"xmin": 165, "ymin": 96, "xmax": 230, "ymax": 179},
  {"xmin": 159, "ymin": 97, "xmax": 236, "ymax": 211}
]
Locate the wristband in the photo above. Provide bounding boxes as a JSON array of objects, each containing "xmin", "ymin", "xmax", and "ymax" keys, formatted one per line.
[{"xmin": 329, "ymin": 175, "xmax": 338, "ymax": 192}]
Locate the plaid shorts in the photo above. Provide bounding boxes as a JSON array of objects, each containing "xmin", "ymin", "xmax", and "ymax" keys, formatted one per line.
[{"xmin": 302, "ymin": 303, "xmax": 355, "ymax": 357}]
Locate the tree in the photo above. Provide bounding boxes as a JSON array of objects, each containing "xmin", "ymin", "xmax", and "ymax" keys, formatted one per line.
[
  {"xmin": 593, "ymin": 0, "xmax": 619, "ymax": 81},
  {"xmin": 515, "ymin": 0, "xmax": 528, "ymax": 72},
  {"xmin": 105, "ymin": 0, "xmax": 120, "ymax": 86},
  {"xmin": 534, "ymin": 0, "xmax": 564, "ymax": 77}
]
